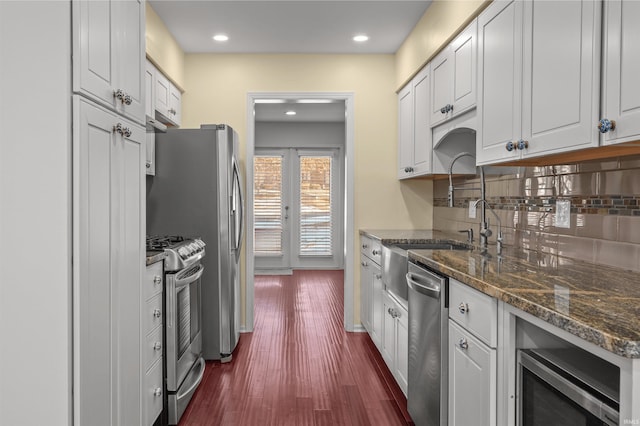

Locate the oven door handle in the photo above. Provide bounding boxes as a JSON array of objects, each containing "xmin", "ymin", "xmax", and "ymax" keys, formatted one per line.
[{"xmin": 175, "ymin": 264, "xmax": 205, "ymax": 289}]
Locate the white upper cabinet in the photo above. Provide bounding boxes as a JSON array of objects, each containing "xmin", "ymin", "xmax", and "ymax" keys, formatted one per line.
[
  {"xmin": 398, "ymin": 66, "xmax": 432, "ymax": 179},
  {"xmin": 155, "ymin": 70, "xmax": 182, "ymax": 127},
  {"xmin": 73, "ymin": 0, "xmax": 145, "ymax": 125},
  {"xmin": 601, "ymin": 0, "xmax": 640, "ymax": 145},
  {"xmin": 430, "ymin": 19, "xmax": 477, "ymax": 128},
  {"xmin": 477, "ymin": 0, "xmax": 601, "ymax": 165}
]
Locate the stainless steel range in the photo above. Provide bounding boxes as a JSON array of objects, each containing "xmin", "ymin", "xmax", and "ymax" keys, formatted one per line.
[{"xmin": 146, "ymin": 235, "xmax": 206, "ymax": 425}]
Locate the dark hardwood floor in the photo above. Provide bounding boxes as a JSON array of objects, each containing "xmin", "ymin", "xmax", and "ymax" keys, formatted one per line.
[{"xmin": 179, "ymin": 270, "xmax": 410, "ymax": 426}]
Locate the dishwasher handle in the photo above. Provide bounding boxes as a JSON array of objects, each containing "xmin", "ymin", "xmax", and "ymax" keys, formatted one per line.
[{"xmin": 406, "ymin": 272, "xmax": 441, "ymax": 299}]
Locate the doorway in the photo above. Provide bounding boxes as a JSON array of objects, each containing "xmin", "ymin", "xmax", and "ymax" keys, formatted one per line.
[
  {"xmin": 254, "ymin": 147, "xmax": 343, "ymax": 271},
  {"xmin": 245, "ymin": 92, "xmax": 355, "ymax": 332}
]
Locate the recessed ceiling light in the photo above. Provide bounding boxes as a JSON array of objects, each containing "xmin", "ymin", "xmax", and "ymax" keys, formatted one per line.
[
  {"xmin": 353, "ymin": 35, "xmax": 369, "ymax": 42},
  {"xmin": 285, "ymin": 111, "xmax": 297, "ymax": 116},
  {"xmin": 213, "ymin": 34, "xmax": 229, "ymax": 42}
]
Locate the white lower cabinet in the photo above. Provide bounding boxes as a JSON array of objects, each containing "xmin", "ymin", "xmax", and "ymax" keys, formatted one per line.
[
  {"xmin": 382, "ymin": 291, "xmax": 409, "ymax": 396},
  {"xmin": 73, "ymin": 95, "xmax": 144, "ymax": 425},
  {"xmin": 143, "ymin": 261, "xmax": 164, "ymax": 426},
  {"xmin": 448, "ymin": 320, "xmax": 497, "ymax": 426},
  {"xmin": 370, "ymin": 265, "xmax": 384, "ymax": 348}
]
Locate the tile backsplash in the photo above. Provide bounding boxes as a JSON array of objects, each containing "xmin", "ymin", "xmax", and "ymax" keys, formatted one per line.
[{"xmin": 433, "ymin": 155, "xmax": 640, "ymax": 271}]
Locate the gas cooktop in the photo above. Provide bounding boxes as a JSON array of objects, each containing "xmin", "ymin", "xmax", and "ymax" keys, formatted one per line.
[{"xmin": 146, "ymin": 235, "xmax": 206, "ymax": 271}]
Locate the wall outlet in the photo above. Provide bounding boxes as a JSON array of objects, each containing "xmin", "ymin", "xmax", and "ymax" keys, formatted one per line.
[
  {"xmin": 469, "ymin": 201, "xmax": 477, "ymax": 219},
  {"xmin": 555, "ymin": 199, "xmax": 571, "ymax": 228}
]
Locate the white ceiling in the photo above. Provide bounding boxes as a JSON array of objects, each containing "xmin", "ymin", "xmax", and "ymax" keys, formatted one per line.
[{"xmin": 148, "ymin": 0, "xmax": 432, "ymax": 54}]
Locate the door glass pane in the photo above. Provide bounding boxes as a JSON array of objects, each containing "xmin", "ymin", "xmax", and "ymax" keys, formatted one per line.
[
  {"xmin": 254, "ymin": 156, "xmax": 283, "ymax": 255},
  {"xmin": 299, "ymin": 155, "xmax": 332, "ymax": 256}
]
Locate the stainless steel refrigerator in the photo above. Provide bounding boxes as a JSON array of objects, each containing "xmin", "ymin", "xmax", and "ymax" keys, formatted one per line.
[{"xmin": 147, "ymin": 124, "xmax": 244, "ymax": 361}]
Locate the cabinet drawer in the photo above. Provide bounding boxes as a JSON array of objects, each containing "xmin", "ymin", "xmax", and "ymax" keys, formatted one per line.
[
  {"xmin": 449, "ymin": 279, "xmax": 497, "ymax": 347},
  {"xmin": 144, "ymin": 325, "xmax": 163, "ymax": 372},
  {"xmin": 360, "ymin": 235, "xmax": 382, "ymax": 265},
  {"xmin": 143, "ymin": 357, "xmax": 163, "ymax": 426},
  {"xmin": 145, "ymin": 262, "xmax": 163, "ymax": 302},
  {"xmin": 143, "ymin": 293, "xmax": 163, "ymax": 336}
]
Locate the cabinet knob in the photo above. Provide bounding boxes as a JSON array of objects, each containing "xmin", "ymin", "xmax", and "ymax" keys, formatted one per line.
[
  {"xmin": 458, "ymin": 302, "xmax": 469, "ymax": 315},
  {"xmin": 153, "ymin": 276, "xmax": 162, "ymax": 285},
  {"xmin": 375, "ymin": 274, "xmax": 382, "ymax": 280},
  {"xmin": 123, "ymin": 127, "xmax": 132, "ymax": 138},
  {"xmin": 505, "ymin": 141, "xmax": 515, "ymax": 152},
  {"xmin": 153, "ymin": 342, "xmax": 162, "ymax": 351},
  {"xmin": 153, "ymin": 308, "xmax": 162, "ymax": 318},
  {"xmin": 458, "ymin": 338, "xmax": 469, "ymax": 350},
  {"xmin": 372, "ymin": 249, "xmax": 380, "ymax": 256},
  {"xmin": 153, "ymin": 388, "xmax": 162, "ymax": 397},
  {"xmin": 440, "ymin": 106, "xmax": 447, "ymax": 114},
  {"xmin": 113, "ymin": 89, "xmax": 125, "ymax": 102},
  {"xmin": 517, "ymin": 139, "xmax": 528, "ymax": 150},
  {"xmin": 361, "ymin": 261, "xmax": 368, "ymax": 267},
  {"xmin": 123, "ymin": 93, "xmax": 132, "ymax": 106},
  {"xmin": 598, "ymin": 118, "xmax": 616, "ymax": 134},
  {"xmin": 362, "ymin": 244, "xmax": 368, "ymax": 249},
  {"xmin": 146, "ymin": 162, "xmax": 151, "ymax": 169}
]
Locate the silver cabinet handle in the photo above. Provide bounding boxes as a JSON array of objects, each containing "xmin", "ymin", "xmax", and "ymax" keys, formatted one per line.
[
  {"xmin": 123, "ymin": 93, "xmax": 132, "ymax": 106},
  {"xmin": 153, "ymin": 388, "xmax": 162, "ymax": 397},
  {"xmin": 153, "ymin": 276, "xmax": 162, "ymax": 285},
  {"xmin": 458, "ymin": 302, "xmax": 469, "ymax": 315},
  {"xmin": 506, "ymin": 141, "xmax": 515, "ymax": 151},
  {"xmin": 517, "ymin": 139, "xmax": 528, "ymax": 150},
  {"xmin": 458, "ymin": 338, "xmax": 469, "ymax": 350},
  {"xmin": 113, "ymin": 123, "xmax": 132, "ymax": 138},
  {"xmin": 375, "ymin": 274, "xmax": 382, "ymax": 280},
  {"xmin": 361, "ymin": 261, "xmax": 368, "ymax": 267},
  {"xmin": 440, "ymin": 104, "xmax": 453, "ymax": 114},
  {"xmin": 598, "ymin": 118, "xmax": 616, "ymax": 133},
  {"xmin": 372, "ymin": 249, "xmax": 380, "ymax": 256},
  {"xmin": 113, "ymin": 89, "xmax": 125, "ymax": 103},
  {"xmin": 153, "ymin": 342, "xmax": 162, "ymax": 351},
  {"xmin": 362, "ymin": 244, "xmax": 368, "ymax": 249},
  {"xmin": 153, "ymin": 308, "xmax": 162, "ymax": 318}
]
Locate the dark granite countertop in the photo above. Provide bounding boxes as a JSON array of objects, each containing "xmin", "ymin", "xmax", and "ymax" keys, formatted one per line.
[
  {"xmin": 360, "ymin": 229, "xmax": 640, "ymax": 358},
  {"xmin": 146, "ymin": 251, "xmax": 166, "ymax": 266}
]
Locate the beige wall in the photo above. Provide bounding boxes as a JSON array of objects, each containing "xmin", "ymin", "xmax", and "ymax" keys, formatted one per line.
[
  {"xmin": 395, "ymin": 0, "xmax": 489, "ymax": 89},
  {"xmin": 145, "ymin": 2, "xmax": 185, "ymax": 89},
  {"xmin": 184, "ymin": 54, "xmax": 434, "ymax": 326}
]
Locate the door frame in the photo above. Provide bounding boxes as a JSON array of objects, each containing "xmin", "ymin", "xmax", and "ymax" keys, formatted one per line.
[{"xmin": 245, "ymin": 92, "xmax": 356, "ymax": 332}]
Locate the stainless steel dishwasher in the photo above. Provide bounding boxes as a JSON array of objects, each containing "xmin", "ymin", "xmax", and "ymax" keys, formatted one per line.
[{"xmin": 406, "ymin": 261, "xmax": 448, "ymax": 426}]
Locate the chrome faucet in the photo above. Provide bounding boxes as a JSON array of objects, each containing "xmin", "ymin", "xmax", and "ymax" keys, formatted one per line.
[{"xmin": 447, "ymin": 152, "xmax": 502, "ymax": 253}]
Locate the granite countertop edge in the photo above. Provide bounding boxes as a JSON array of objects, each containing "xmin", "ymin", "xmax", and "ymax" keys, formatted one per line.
[
  {"xmin": 360, "ymin": 229, "xmax": 640, "ymax": 359},
  {"xmin": 146, "ymin": 251, "xmax": 166, "ymax": 266}
]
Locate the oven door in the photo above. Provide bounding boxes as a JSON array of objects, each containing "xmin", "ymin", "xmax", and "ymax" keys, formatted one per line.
[
  {"xmin": 166, "ymin": 262, "xmax": 204, "ymax": 392},
  {"xmin": 518, "ymin": 350, "xmax": 619, "ymax": 426}
]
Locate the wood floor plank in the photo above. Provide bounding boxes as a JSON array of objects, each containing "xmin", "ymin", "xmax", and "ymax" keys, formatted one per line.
[{"xmin": 179, "ymin": 270, "xmax": 409, "ymax": 426}]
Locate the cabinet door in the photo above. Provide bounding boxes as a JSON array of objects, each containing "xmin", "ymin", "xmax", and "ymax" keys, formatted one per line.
[
  {"xmin": 145, "ymin": 60, "xmax": 156, "ymax": 118},
  {"xmin": 73, "ymin": 0, "xmax": 116, "ymax": 109},
  {"xmin": 370, "ymin": 265, "xmax": 384, "ymax": 349},
  {"xmin": 451, "ymin": 20, "xmax": 477, "ymax": 117},
  {"xmin": 74, "ymin": 97, "xmax": 116, "ymax": 425},
  {"xmin": 412, "ymin": 67, "xmax": 432, "ymax": 177},
  {"xmin": 360, "ymin": 254, "xmax": 372, "ymax": 332},
  {"xmin": 448, "ymin": 320, "xmax": 496, "ymax": 426},
  {"xmin": 521, "ymin": 0, "xmax": 600, "ymax": 158},
  {"xmin": 397, "ymin": 84, "xmax": 414, "ymax": 178},
  {"xmin": 395, "ymin": 303, "xmax": 409, "ymax": 396},
  {"xmin": 602, "ymin": 0, "xmax": 640, "ymax": 145},
  {"xmin": 477, "ymin": 0, "xmax": 523, "ymax": 165},
  {"xmin": 381, "ymin": 292, "xmax": 396, "ymax": 368},
  {"xmin": 430, "ymin": 47, "xmax": 453, "ymax": 127},
  {"xmin": 169, "ymin": 84, "xmax": 182, "ymax": 127},
  {"xmin": 113, "ymin": 0, "xmax": 144, "ymax": 124},
  {"xmin": 155, "ymin": 72, "xmax": 172, "ymax": 122}
]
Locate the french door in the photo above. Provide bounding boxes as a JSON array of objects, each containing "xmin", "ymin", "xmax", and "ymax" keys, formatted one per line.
[{"xmin": 254, "ymin": 148, "xmax": 342, "ymax": 270}]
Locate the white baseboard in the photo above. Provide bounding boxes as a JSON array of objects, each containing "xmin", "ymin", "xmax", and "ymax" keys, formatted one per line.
[
  {"xmin": 254, "ymin": 268, "xmax": 293, "ymax": 275},
  {"xmin": 351, "ymin": 324, "xmax": 367, "ymax": 333}
]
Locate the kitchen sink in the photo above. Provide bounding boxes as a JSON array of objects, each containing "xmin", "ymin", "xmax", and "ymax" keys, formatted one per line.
[{"xmin": 381, "ymin": 241, "xmax": 472, "ymax": 302}]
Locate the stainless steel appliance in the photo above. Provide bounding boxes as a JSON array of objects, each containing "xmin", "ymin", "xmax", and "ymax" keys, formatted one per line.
[
  {"xmin": 147, "ymin": 124, "xmax": 244, "ymax": 362},
  {"xmin": 406, "ymin": 261, "xmax": 449, "ymax": 426},
  {"xmin": 147, "ymin": 235, "xmax": 207, "ymax": 425},
  {"xmin": 518, "ymin": 348, "xmax": 620, "ymax": 426}
]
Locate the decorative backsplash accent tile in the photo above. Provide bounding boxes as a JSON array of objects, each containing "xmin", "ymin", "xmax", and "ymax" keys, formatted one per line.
[{"xmin": 433, "ymin": 155, "xmax": 640, "ymax": 271}]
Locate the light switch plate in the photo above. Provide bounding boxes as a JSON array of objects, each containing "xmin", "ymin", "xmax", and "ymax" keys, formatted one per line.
[
  {"xmin": 469, "ymin": 201, "xmax": 477, "ymax": 219},
  {"xmin": 556, "ymin": 199, "xmax": 571, "ymax": 228}
]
